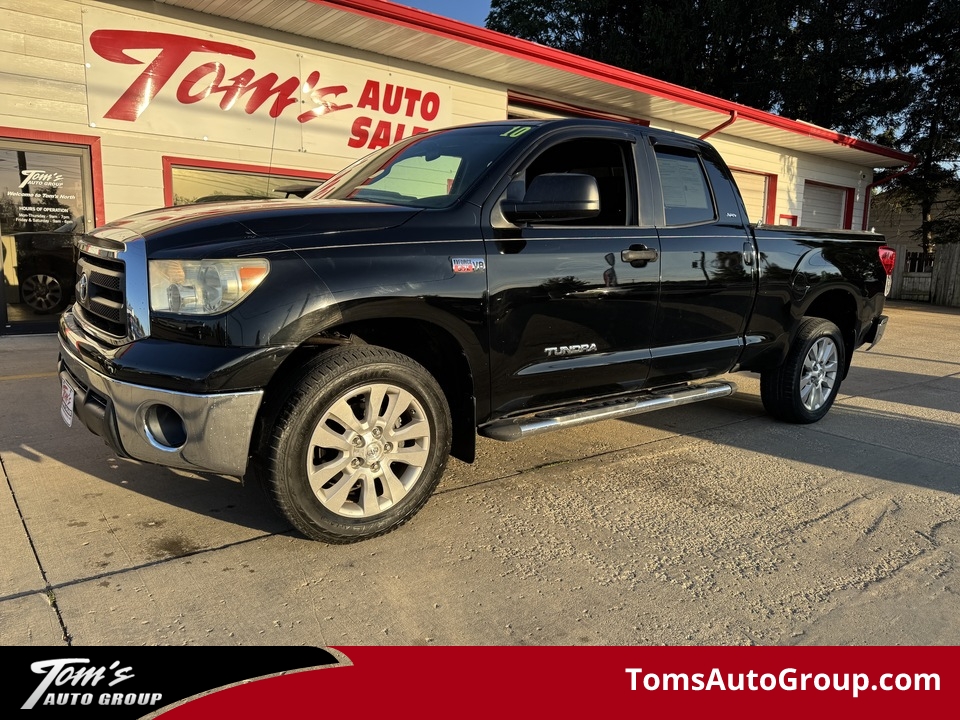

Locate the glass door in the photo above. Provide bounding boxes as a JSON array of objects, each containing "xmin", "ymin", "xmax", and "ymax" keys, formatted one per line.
[{"xmin": 1, "ymin": 140, "xmax": 94, "ymax": 333}]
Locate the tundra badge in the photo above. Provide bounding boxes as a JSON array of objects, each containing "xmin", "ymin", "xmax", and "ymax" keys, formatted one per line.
[{"xmin": 545, "ymin": 343, "xmax": 598, "ymax": 357}]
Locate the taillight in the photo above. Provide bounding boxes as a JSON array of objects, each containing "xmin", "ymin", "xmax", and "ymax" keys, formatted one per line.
[{"xmin": 879, "ymin": 245, "xmax": 896, "ymax": 276}]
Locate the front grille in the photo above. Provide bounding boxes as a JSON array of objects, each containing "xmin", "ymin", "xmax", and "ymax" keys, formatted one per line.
[{"xmin": 75, "ymin": 253, "xmax": 127, "ymax": 340}]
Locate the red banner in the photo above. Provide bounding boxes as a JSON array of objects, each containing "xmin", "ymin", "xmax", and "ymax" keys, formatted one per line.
[{"xmin": 152, "ymin": 646, "xmax": 955, "ymax": 718}]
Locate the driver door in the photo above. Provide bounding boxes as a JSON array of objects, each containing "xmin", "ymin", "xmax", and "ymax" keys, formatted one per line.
[{"xmin": 482, "ymin": 130, "xmax": 661, "ymax": 417}]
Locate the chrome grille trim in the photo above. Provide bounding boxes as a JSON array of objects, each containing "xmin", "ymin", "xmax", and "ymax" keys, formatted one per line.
[
  {"xmin": 75, "ymin": 254, "xmax": 126, "ymax": 340},
  {"xmin": 73, "ymin": 232, "xmax": 151, "ymax": 344}
]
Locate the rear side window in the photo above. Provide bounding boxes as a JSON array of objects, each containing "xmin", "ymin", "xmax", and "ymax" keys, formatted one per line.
[{"xmin": 654, "ymin": 148, "xmax": 716, "ymax": 226}]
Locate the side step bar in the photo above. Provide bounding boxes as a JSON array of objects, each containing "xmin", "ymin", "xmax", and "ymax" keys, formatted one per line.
[{"xmin": 479, "ymin": 380, "xmax": 737, "ymax": 442}]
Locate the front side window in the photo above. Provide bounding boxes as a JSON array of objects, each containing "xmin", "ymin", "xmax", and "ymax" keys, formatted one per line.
[{"xmin": 519, "ymin": 138, "xmax": 635, "ymax": 226}]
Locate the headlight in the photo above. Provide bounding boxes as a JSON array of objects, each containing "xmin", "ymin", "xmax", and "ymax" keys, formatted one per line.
[{"xmin": 149, "ymin": 259, "xmax": 269, "ymax": 315}]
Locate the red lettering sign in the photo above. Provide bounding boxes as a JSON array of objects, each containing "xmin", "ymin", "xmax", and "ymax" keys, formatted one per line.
[
  {"xmin": 348, "ymin": 117, "xmax": 429, "ymax": 150},
  {"xmin": 88, "ymin": 29, "xmax": 442, "ymax": 146},
  {"xmin": 355, "ymin": 80, "xmax": 440, "ymax": 121},
  {"xmin": 90, "ymin": 30, "xmax": 256, "ymax": 121}
]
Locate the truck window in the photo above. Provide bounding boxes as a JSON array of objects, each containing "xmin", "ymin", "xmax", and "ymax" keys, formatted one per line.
[
  {"xmin": 310, "ymin": 125, "xmax": 523, "ymax": 208},
  {"xmin": 522, "ymin": 138, "xmax": 635, "ymax": 226},
  {"xmin": 654, "ymin": 147, "xmax": 717, "ymax": 226},
  {"xmin": 351, "ymin": 154, "xmax": 462, "ymax": 201}
]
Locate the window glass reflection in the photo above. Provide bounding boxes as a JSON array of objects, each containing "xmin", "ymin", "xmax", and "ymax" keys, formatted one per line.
[{"xmin": 1, "ymin": 148, "xmax": 88, "ymax": 322}]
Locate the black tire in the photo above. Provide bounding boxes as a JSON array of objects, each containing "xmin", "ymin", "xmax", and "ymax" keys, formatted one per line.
[
  {"xmin": 20, "ymin": 272, "xmax": 70, "ymax": 314},
  {"xmin": 760, "ymin": 317, "xmax": 845, "ymax": 424},
  {"xmin": 264, "ymin": 345, "xmax": 452, "ymax": 543}
]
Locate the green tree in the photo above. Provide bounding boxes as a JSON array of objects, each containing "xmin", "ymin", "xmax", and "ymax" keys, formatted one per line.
[
  {"xmin": 870, "ymin": 0, "xmax": 960, "ymax": 251},
  {"xmin": 487, "ymin": 0, "xmax": 788, "ymax": 109}
]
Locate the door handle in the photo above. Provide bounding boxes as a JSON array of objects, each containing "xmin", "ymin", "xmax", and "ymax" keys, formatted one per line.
[
  {"xmin": 621, "ymin": 245, "xmax": 659, "ymax": 267},
  {"xmin": 742, "ymin": 241, "xmax": 756, "ymax": 266}
]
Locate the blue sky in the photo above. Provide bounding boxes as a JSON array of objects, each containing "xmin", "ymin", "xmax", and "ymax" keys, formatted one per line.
[{"xmin": 400, "ymin": 1, "xmax": 493, "ymax": 27}]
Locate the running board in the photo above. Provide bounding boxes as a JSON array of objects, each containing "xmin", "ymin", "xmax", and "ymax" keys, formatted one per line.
[{"xmin": 479, "ymin": 380, "xmax": 738, "ymax": 442}]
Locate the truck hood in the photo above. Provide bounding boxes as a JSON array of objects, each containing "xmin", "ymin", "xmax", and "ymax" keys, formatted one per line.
[{"xmin": 93, "ymin": 198, "xmax": 422, "ymax": 253}]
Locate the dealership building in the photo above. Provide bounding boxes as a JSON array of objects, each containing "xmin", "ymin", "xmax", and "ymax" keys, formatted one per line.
[{"xmin": 0, "ymin": 0, "xmax": 914, "ymax": 334}]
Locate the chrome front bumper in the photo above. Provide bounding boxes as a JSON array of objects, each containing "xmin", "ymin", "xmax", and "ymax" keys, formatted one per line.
[{"xmin": 59, "ymin": 334, "xmax": 264, "ymax": 478}]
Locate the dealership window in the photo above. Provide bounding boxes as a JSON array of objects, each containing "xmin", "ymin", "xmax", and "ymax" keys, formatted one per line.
[
  {"xmin": 163, "ymin": 158, "xmax": 329, "ymax": 206},
  {"xmin": 1, "ymin": 139, "xmax": 95, "ymax": 330}
]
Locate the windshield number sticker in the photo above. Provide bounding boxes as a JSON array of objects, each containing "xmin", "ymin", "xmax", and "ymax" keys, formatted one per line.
[{"xmin": 500, "ymin": 126, "xmax": 532, "ymax": 138}]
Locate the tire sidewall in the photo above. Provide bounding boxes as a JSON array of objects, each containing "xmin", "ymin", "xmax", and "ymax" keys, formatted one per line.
[
  {"xmin": 272, "ymin": 350, "xmax": 451, "ymax": 542},
  {"xmin": 789, "ymin": 320, "xmax": 844, "ymax": 423}
]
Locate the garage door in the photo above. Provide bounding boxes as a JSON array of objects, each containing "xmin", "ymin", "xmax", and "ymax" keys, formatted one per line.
[
  {"xmin": 731, "ymin": 170, "xmax": 768, "ymax": 224},
  {"xmin": 801, "ymin": 182, "xmax": 846, "ymax": 229}
]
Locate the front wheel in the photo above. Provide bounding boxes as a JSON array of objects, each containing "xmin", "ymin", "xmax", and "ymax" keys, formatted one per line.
[
  {"xmin": 760, "ymin": 317, "xmax": 845, "ymax": 423},
  {"xmin": 264, "ymin": 345, "xmax": 452, "ymax": 543}
]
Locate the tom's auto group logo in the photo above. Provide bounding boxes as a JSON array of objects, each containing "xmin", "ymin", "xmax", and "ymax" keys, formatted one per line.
[
  {"xmin": 7, "ymin": 648, "xmax": 343, "ymax": 718},
  {"xmin": 21, "ymin": 658, "xmax": 160, "ymax": 710}
]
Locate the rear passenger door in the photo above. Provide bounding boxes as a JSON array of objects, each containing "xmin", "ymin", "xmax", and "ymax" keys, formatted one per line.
[{"xmin": 646, "ymin": 137, "xmax": 757, "ymax": 385}]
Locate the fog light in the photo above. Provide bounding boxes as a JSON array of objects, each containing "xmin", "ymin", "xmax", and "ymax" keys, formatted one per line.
[{"xmin": 143, "ymin": 404, "xmax": 187, "ymax": 449}]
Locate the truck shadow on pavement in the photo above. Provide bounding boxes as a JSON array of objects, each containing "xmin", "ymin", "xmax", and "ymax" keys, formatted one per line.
[
  {"xmin": 840, "ymin": 365, "xmax": 960, "ymax": 416},
  {"xmin": 624, "ymin": 368, "xmax": 960, "ymax": 497}
]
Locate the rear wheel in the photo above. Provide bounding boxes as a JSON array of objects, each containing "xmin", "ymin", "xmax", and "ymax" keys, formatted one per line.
[
  {"xmin": 760, "ymin": 317, "xmax": 844, "ymax": 423},
  {"xmin": 264, "ymin": 345, "xmax": 451, "ymax": 543}
]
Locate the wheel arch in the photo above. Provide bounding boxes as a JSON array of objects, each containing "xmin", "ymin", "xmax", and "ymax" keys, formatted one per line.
[
  {"xmin": 801, "ymin": 288, "xmax": 859, "ymax": 377},
  {"xmin": 252, "ymin": 316, "xmax": 479, "ymax": 467}
]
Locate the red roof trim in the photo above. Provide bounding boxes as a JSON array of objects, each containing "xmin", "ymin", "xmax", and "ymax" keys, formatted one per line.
[{"xmin": 316, "ymin": 0, "xmax": 914, "ymax": 165}]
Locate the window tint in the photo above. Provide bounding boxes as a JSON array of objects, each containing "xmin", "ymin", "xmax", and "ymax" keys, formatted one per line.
[{"xmin": 654, "ymin": 148, "xmax": 716, "ymax": 226}]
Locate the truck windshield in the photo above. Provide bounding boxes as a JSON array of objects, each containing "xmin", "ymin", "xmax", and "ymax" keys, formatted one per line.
[{"xmin": 307, "ymin": 125, "xmax": 532, "ymax": 208}]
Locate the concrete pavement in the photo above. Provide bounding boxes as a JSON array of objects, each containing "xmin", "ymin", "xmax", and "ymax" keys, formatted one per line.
[{"xmin": 2, "ymin": 300, "xmax": 958, "ymax": 646}]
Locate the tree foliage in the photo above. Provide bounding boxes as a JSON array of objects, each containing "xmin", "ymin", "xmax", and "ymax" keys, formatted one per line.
[
  {"xmin": 870, "ymin": 0, "xmax": 960, "ymax": 249},
  {"xmin": 486, "ymin": 0, "xmax": 960, "ymax": 247},
  {"xmin": 486, "ymin": 0, "xmax": 790, "ymax": 110}
]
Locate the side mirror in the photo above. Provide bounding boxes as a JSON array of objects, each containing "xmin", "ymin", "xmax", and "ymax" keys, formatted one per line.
[{"xmin": 502, "ymin": 173, "xmax": 600, "ymax": 224}]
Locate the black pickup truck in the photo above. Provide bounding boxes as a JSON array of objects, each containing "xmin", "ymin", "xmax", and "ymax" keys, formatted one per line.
[{"xmin": 58, "ymin": 119, "xmax": 889, "ymax": 543}]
